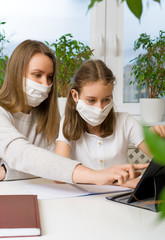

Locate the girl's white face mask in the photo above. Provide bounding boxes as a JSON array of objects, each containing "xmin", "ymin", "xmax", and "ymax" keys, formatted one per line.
[
  {"xmin": 76, "ymin": 99, "xmax": 113, "ymax": 126},
  {"xmin": 23, "ymin": 78, "xmax": 52, "ymax": 107}
]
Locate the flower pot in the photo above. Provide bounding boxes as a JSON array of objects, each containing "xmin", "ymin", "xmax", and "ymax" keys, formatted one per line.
[
  {"xmin": 140, "ymin": 98, "xmax": 165, "ymax": 124},
  {"xmin": 58, "ymin": 97, "xmax": 67, "ymax": 117}
]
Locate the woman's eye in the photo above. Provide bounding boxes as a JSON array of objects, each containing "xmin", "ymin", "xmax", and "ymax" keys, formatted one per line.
[
  {"xmin": 47, "ymin": 76, "xmax": 53, "ymax": 82},
  {"xmin": 33, "ymin": 73, "xmax": 41, "ymax": 78}
]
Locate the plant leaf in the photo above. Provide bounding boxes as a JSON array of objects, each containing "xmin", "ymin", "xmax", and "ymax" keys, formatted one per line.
[
  {"xmin": 143, "ymin": 127, "xmax": 165, "ymax": 165},
  {"xmin": 88, "ymin": 0, "xmax": 103, "ymax": 10},
  {"xmin": 126, "ymin": 0, "xmax": 142, "ymax": 20},
  {"xmin": 157, "ymin": 188, "xmax": 165, "ymax": 219}
]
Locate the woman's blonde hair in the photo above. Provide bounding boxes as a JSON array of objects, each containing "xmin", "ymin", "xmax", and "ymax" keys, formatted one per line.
[
  {"xmin": 63, "ymin": 59, "xmax": 116, "ymax": 140},
  {"xmin": 0, "ymin": 39, "xmax": 60, "ymax": 144}
]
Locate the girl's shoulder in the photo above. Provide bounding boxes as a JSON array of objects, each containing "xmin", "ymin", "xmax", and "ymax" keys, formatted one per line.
[
  {"xmin": 115, "ymin": 112, "xmax": 140, "ymax": 128},
  {"xmin": 115, "ymin": 112, "xmax": 132, "ymax": 122}
]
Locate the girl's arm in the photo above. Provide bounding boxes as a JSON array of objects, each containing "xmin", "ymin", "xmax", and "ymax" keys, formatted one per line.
[
  {"xmin": 138, "ymin": 125, "xmax": 165, "ymax": 159},
  {"xmin": 137, "ymin": 140, "xmax": 152, "ymax": 158},
  {"xmin": 150, "ymin": 125, "xmax": 165, "ymax": 137},
  {"xmin": 55, "ymin": 115, "xmax": 71, "ymax": 159},
  {"xmin": 0, "ymin": 166, "xmax": 6, "ymax": 180},
  {"xmin": 55, "ymin": 141, "xmax": 71, "ymax": 158}
]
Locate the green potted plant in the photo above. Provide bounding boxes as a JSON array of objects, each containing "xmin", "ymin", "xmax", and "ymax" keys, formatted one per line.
[
  {"xmin": 129, "ymin": 30, "xmax": 165, "ymax": 124},
  {"xmin": 46, "ymin": 33, "xmax": 94, "ymax": 117},
  {"xmin": 46, "ymin": 33, "xmax": 94, "ymax": 97},
  {"xmin": 0, "ymin": 21, "xmax": 9, "ymax": 88}
]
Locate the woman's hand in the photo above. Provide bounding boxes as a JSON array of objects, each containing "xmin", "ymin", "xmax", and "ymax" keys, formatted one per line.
[
  {"xmin": 93, "ymin": 163, "xmax": 148, "ymax": 185},
  {"xmin": 0, "ymin": 166, "xmax": 6, "ymax": 180},
  {"xmin": 121, "ymin": 177, "xmax": 141, "ymax": 189},
  {"xmin": 72, "ymin": 163, "xmax": 148, "ymax": 186}
]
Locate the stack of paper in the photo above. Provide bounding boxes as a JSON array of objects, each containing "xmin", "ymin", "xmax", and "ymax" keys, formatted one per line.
[{"xmin": 24, "ymin": 178, "xmax": 132, "ymax": 200}]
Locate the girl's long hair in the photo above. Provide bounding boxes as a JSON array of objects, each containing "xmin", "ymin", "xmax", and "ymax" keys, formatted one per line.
[
  {"xmin": 0, "ymin": 39, "xmax": 60, "ymax": 145},
  {"xmin": 63, "ymin": 59, "xmax": 116, "ymax": 140}
]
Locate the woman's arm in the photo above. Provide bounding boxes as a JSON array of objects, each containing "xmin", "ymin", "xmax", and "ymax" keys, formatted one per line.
[
  {"xmin": 72, "ymin": 163, "xmax": 148, "ymax": 185},
  {"xmin": 55, "ymin": 141, "xmax": 148, "ymax": 186},
  {"xmin": 0, "ymin": 108, "xmax": 79, "ymax": 182}
]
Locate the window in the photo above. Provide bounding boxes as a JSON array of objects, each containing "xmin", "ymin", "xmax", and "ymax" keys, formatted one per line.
[
  {"xmin": 1, "ymin": 0, "xmax": 164, "ymax": 116},
  {"xmin": 0, "ymin": 0, "xmax": 90, "ymax": 57},
  {"xmin": 123, "ymin": 0, "xmax": 165, "ymax": 103},
  {"xmin": 90, "ymin": 0, "xmax": 165, "ymax": 115}
]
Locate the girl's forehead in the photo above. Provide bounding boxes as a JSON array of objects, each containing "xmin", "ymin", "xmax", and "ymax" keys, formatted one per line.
[
  {"xmin": 80, "ymin": 80, "xmax": 113, "ymax": 96},
  {"xmin": 82, "ymin": 80, "xmax": 113, "ymax": 88}
]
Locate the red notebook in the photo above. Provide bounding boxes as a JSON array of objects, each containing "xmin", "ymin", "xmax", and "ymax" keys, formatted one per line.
[{"xmin": 0, "ymin": 195, "xmax": 41, "ymax": 238}]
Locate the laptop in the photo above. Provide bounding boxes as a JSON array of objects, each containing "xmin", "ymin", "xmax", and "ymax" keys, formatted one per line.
[{"xmin": 106, "ymin": 159, "xmax": 165, "ymax": 212}]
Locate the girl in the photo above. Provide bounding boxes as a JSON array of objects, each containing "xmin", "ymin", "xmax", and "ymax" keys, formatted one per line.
[
  {"xmin": 0, "ymin": 40, "xmax": 146, "ymax": 186},
  {"xmin": 55, "ymin": 60, "xmax": 162, "ymax": 187}
]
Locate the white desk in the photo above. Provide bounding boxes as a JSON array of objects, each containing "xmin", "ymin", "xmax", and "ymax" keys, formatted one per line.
[{"xmin": 0, "ymin": 179, "xmax": 165, "ymax": 240}]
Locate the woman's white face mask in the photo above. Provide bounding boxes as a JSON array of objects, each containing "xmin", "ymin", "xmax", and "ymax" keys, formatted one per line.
[
  {"xmin": 76, "ymin": 99, "xmax": 113, "ymax": 127},
  {"xmin": 23, "ymin": 77, "xmax": 52, "ymax": 107}
]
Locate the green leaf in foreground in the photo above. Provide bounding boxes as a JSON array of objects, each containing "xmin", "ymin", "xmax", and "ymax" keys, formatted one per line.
[
  {"xmin": 143, "ymin": 127, "xmax": 165, "ymax": 166},
  {"xmin": 88, "ymin": 0, "xmax": 103, "ymax": 10},
  {"xmin": 158, "ymin": 188, "xmax": 165, "ymax": 219},
  {"xmin": 126, "ymin": 0, "xmax": 142, "ymax": 20}
]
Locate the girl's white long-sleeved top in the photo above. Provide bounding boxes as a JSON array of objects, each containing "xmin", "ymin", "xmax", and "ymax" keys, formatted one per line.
[
  {"xmin": 0, "ymin": 107, "xmax": 79, "ymax": 182},
  {"xmin": 57, "ymin": 112, "xmax": 144, "ymax": 170}
]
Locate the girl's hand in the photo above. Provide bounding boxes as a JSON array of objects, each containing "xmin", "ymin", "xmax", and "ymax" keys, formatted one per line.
[
  {"xmin": 0, "ymin": 166, "xmax": 6, "ymax": 180},
  {"xmin": 72, "ymin": 163, "xmax": 148, "ymax": 186},
  {"xmin": 150, "ymin": 125, "xmax": 165, "ymax": 138}
]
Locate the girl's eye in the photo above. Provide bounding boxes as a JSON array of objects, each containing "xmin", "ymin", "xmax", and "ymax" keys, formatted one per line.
[
  {"xmin": 104, "ymin": 98, "xmax": 111, "ymax": 102},
  {"xmin": 88, "ymin": 99, "xmax": 95, "ymax": 103}
]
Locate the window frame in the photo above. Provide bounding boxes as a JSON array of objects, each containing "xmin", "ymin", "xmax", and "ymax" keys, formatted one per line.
[{"xmin": 90, "ymin": 0, "xmax": 141, "ymax": 116}]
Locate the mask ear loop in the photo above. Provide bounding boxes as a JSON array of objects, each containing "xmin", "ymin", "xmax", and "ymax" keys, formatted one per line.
[{"xmin": 23, "ymin": 77, "xmax": 28, "ymax": 105}]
